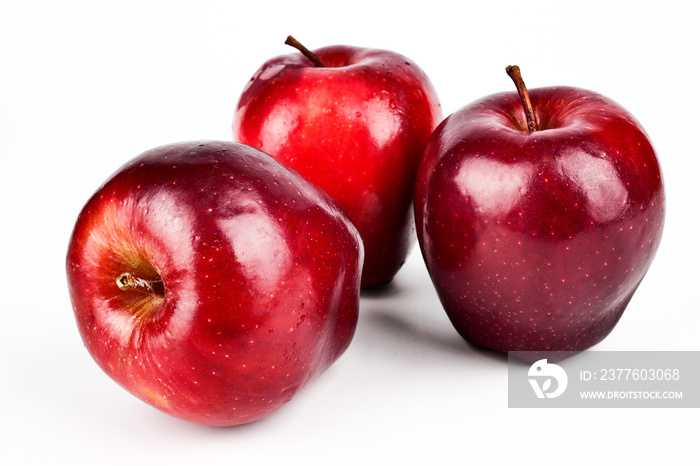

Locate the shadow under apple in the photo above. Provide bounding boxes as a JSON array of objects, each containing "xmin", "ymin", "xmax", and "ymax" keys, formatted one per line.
[{"xmin": 356, "ymin": 276, "xmax": 508, "ymax": 366}]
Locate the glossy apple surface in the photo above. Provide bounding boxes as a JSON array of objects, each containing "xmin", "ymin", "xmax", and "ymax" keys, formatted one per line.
[
  {"xmin": 233, "ymin": 41, "xmax": 442, "ymax": 287},
  {"xmin": 415, "ymin": 86, "xmax": 664, "ymax": 360},
  {"xmin": 66, "ymin": 141, "xmax": 363, "ymax": 426}
]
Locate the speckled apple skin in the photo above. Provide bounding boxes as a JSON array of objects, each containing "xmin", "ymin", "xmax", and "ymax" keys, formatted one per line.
[
  {"xmin": 66, "ymin": 141, "xmax": 363, "ymax": 426},
  {"xmin": 234, "ymin": 45, "xmax": 442, "ymax": 288},
  {"xmin": 415, "ymin": 87, "xmax": 664, "ymax": 361}
]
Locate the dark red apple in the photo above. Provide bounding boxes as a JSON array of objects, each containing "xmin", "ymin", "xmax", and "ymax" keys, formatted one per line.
[
  {"xmin": 66, "ymin": 141, "xmax": 363, "ymax": 426},
  {"xmin": 233, "ymin": 36, "xmax": 442, "ymax": 288},
  {"xmin": 414, "ymin": 66, "xmax": 664, "ymax": 361}
]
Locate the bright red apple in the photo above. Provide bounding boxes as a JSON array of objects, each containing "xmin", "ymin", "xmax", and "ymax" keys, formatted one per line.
[
  {"xmin": 233, "ymin": 36, "xmax": 442, "ymax": 288},
  {"xmin": 414, "ymin": 66, "xmax": 665, "ymax": 361},
  {"xmin": 66, "ymin": 141, "xmax": 363, "ymax": 426}
]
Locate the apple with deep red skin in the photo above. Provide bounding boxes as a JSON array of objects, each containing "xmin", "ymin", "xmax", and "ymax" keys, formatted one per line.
[
  {"xmin": 233, "ymin": 36, "xmax": 442, "ymax": 288},
  {"xmin": 66, "ymin": 141, "xmax": 363, "ymax": 426},
  {"xmin": 415, "ymin": 67, "xmax": 664, "ymax": 361}
]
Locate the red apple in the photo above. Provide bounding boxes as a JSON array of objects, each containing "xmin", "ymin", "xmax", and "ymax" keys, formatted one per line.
[
  {"xmin": 233, "ymin": 36, "xmax": 442, "ymax": 288},
  {"xmin": 66, "ymin": 141, "xmax": 363, "ymax": 426},
  {"xmin": 414, "ymin": 66, "xmax": 665, "ymax": 361}
]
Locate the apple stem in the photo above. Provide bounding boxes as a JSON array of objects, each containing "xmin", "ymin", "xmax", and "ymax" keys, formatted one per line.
[
  {"xmin": 116, "ymin": 273, "xmax": 164, "ymax": 296},
  {"xmin": 285, "ymin": 35, "xmax": 324, "ymax": 67},
  {"xmin": 506, "ymin": 65, "xmax": 538, "ymax": 132}
]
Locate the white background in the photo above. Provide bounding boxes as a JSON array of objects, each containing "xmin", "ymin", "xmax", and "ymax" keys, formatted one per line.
[{"xmin": 2, "ymin": 0, "xmax": 697, "ymax": 464}]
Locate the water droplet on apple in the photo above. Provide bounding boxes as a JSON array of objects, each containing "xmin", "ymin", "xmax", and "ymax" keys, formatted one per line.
[{"xmin": 355, "ymin": 112, "xmax": 362, "ymax": 118}]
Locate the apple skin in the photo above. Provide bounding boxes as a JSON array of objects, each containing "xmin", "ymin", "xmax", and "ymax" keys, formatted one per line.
[
  {"xmin": 233, "ymin": 44, "xmax": 442, "ymax": 288},
  {"xmin": 414, "ymin": 87, "xmax": 664, "ymax": 361},
  {"xmin": 66, "ymin": 141, "xmax": 363, "ymax": 426}
]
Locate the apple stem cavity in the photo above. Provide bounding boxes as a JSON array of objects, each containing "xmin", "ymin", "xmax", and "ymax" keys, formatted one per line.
[
  {"xmin": 506, "ymin": 65, "xmax": 538, "ymax": 132},
  {"xmin": 116, "ymin": 272, "xmax": 164, "ymax": 297},
  {"xmin": 285, "ymin": 35, "xmax": 325, "ymax": 67}
]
